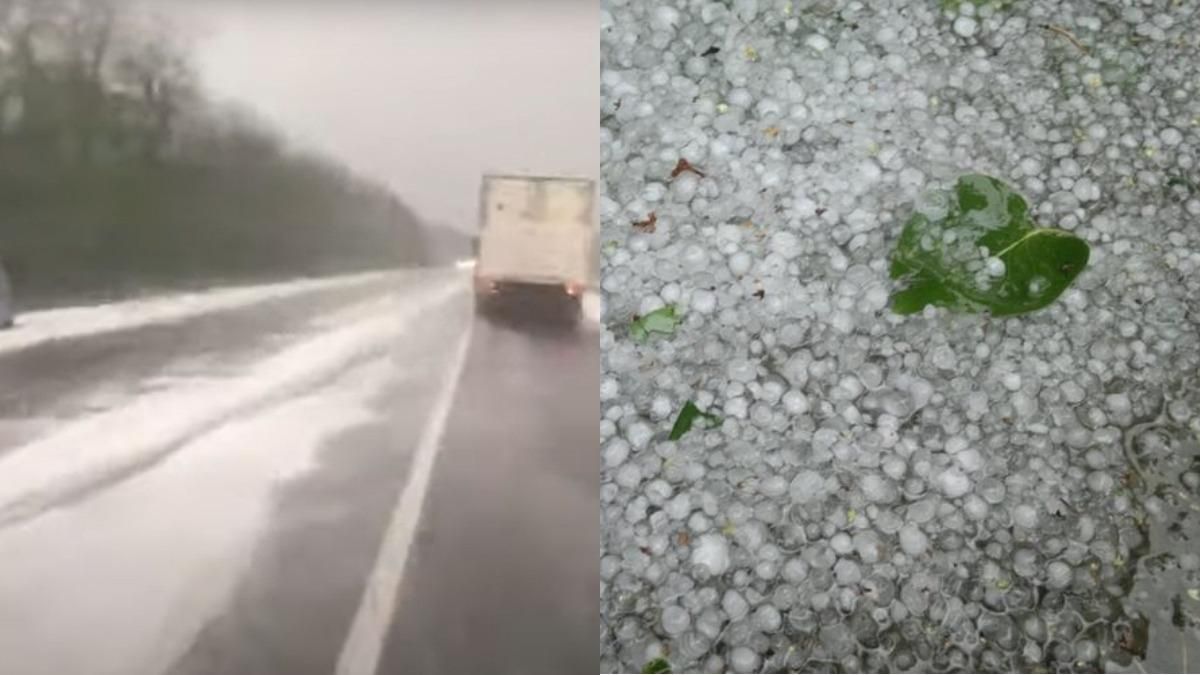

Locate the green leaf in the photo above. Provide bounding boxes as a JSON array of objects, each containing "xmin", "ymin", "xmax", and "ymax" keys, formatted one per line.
[
  {"xmin": 643, "ymin": 658, "xmax": 671, "ymax": 674},
  {"xmin": 669, "ymin": 400, "xmax": 722, "ymax": 440},
  {"xmin": 630, "ymin": 305, "xmax": 679, "ymax": 343},
  {"xmin": 889, "ymin": 174, "xmax": 1090, "ymax": 317},
  {"xmin": 1164, "ymin": 174, "xmax": 1196, "ymax": 199}
]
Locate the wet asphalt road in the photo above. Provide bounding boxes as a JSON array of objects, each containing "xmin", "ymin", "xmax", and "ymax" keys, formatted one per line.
[
  {"xmin": 378, "ymin": 313, "xmax": 598, "ymax": 675},
  {"xmin": 0, "ymin": 275, "xmax": 598, "ymax": 675}
]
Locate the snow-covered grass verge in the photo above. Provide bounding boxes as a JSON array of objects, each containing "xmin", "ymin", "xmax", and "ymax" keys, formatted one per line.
[
  {"xmin": 0, "ymin": 277, "xmax": 468, "ymax": 528},
  {"xmin": 0, "ymin": 270, "xmax": 417, "ymax": 358},
  {"xmin": 0, "ymin": 358, "xmax": 394, "ymax": 675},
  {"xmin": 600, "ymin": 0, "xmax": 1200, "ymax": 672}
]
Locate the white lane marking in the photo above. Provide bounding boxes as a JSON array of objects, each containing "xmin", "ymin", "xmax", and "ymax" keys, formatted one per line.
[{"xmin": 335, "ymin": 319, "xmax": 474, "ymax": 675}]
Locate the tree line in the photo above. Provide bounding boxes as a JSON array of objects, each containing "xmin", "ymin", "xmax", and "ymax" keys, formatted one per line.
[{"xmin": 0, "ymin": 0, "xmax": 449, "ymax": 309}]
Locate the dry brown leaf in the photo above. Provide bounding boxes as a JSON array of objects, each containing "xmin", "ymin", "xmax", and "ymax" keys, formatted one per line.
[
  {"xmin": 1040, "ymin": 23, "xmax": 1088, "ymax": 54},
  {"xmin": 632, "ymin": 212, "xmax": 657, "ymax": 233},
  {"xmin": 670, "ymin": 158, "xmax": 706, "ymax": 179}
]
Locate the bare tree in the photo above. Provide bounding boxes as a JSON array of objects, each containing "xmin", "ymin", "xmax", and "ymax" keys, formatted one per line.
[
  {"xmin": 0, "ymin": 0, "xmax": 195, "ymax": 164},
  {"xmin": 110, "ymin": 12, "xmax": 196, "ymax": 162}
]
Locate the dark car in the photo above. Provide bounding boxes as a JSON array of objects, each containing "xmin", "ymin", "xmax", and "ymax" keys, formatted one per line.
[{"xmin": 0, "ymin": 257, "xmax": 13, "ymax": 329}]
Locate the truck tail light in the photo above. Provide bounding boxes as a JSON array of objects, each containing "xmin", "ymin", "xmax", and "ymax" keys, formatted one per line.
[{"xmin": 565, "ymin": 281, "xmax": 584, "ymax": 297}]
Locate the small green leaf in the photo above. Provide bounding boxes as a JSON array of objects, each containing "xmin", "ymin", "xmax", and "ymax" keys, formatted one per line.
[
  {"xmin": 889, "ymin": 174, "xmax": 1090, "ymax": 317},
  {"xmin": 630, "ymin": 321, "xmax": 648, "ymax": 342},
  {"xmin": 1165, "ymin": 174, "xmax": 1196, "ymax": 198},
  {"xmin": 643, "ymin": 658, "xmax": 671, "ymax": 674},
  {"xmin": 630, "ymin": 305, "xmax": 679, "ymax": 343},
  {"xmin": 669, "ymin": 400, "xmax": 722, "ymax": 440}
]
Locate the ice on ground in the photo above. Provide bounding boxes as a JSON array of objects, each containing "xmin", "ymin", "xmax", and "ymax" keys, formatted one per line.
[
  {"xmin": 0, "ymin": 354, "xmax": 397, "ymax": 675},
  {"xmin": 693, "ymin": 533, "xmax": 731, "ymax": 577},
  {"xmin": 0, "ymin": 270, "xmax": 408, "ymax": 357},
  {"xmin": 0, "ymin": 279, "xmax": 466, "ymax": 527},
  {"xmin": 601, "ymin": 0, "xmax": 1200, "ymax": 671}
]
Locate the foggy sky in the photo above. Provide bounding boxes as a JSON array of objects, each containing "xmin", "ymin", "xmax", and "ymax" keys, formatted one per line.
[{"xmin": 159, "ymin": 1, "xmax": 597, "ymax": 233}]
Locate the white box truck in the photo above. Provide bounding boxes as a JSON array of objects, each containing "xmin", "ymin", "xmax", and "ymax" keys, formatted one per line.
[{"xmin": 472, "ymin": 174, "xmax": 595, "ymax": 322}]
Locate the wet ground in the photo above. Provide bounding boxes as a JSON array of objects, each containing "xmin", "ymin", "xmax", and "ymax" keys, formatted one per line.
[{"xmin": 0, "ymin": 273, "xmax": 598, "ymax": 675}]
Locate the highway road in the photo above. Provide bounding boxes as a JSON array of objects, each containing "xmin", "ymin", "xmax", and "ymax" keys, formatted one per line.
[{"xmin": 0, "ymin": 269, "xmax": 598, "ymax": 675}]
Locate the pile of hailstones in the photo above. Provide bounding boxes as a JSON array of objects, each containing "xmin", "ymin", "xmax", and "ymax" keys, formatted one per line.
[{"xmin": 600, "ymin": 0, "xmax": 1200, "ymax": 672}]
